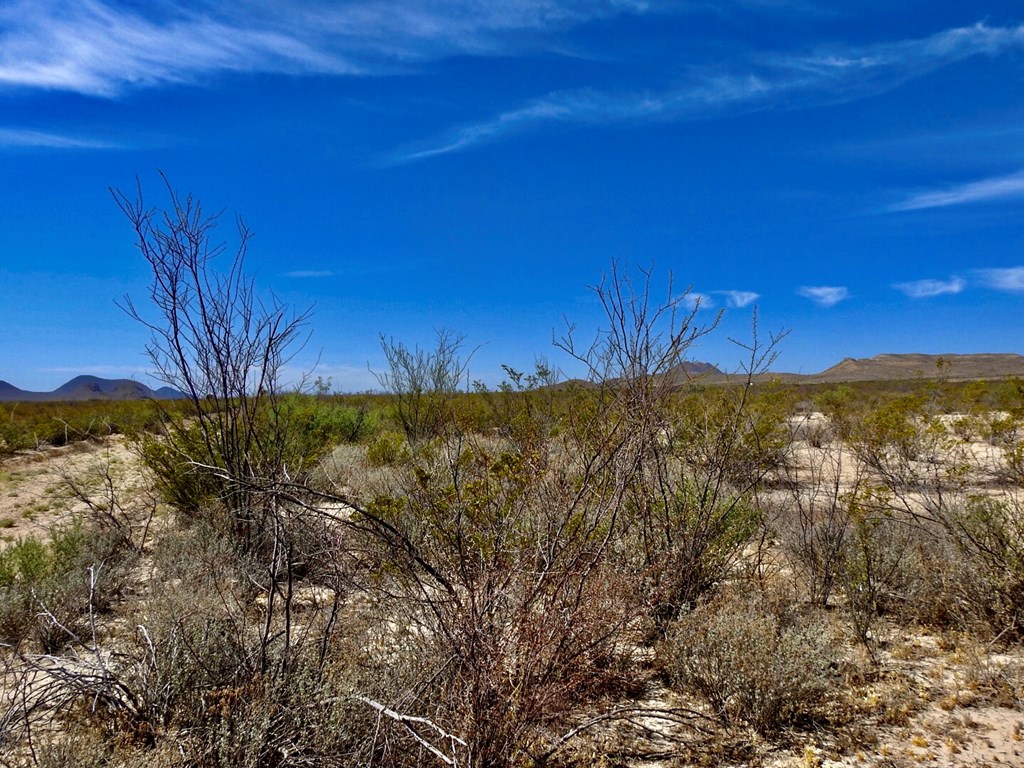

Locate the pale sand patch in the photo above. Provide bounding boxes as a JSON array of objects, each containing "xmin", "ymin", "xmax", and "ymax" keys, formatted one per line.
[{"xmin": 0, "ymin": 437, "xmax": 146, "ymax": 545}]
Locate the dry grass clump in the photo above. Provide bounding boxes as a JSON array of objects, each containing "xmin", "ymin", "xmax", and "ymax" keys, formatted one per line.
[{"xmin": 662, "ymin": 591, "xmax": 839, "ymax": 734}]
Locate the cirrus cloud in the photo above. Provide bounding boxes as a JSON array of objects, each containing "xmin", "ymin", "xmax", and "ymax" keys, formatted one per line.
[
  {"xmin": 391, "ymin": 21, "xmax": 1024, "ymax": 162},
  {"xmin": 0, "ymin": 0, "xmax": 653, "ymax": 97},
  {"xmin": 715, "ymin": 289, "xmax": 760, "ymax": 308},
  {"xmin": 0, "ymin": 127, "xmax": 121, "ymax": 149},
  {"xmin": 797, "ymin": 285, "xmax": 848, "ymax": 307},
  {"xmin": 284, "ymin": 270, "xmax": 335, "ymax": 278},
  {"xmin": 892, "ymin": 276, "xmax": 965, "ymax": 298},
  {"xmin": 888, "ymin": 169, "xmax": 1024, "ymax": 212},
  {"xmin": 975, "ymin": 266, "xmax": 1024, "ymax": 292}
]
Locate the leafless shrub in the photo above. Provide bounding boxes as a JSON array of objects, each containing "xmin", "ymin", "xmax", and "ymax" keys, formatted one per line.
[
  {"xmin": 113, "ymin": 175, "xmax": 313, "ymax": 547},
  {"xmin": 775, "ymin": 441, "xmax": 861, "ymax": 607},
  {"xmin": 56, "ymin": 449, "xmax": 157, "ymax": 555},
  {"xmin": 375, "ymin": 329, "xmax": 473, "ymax": 443}
]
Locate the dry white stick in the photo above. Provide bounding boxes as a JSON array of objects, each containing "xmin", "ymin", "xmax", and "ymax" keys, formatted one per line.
[{"xmin": 353, "ymin": 695, "xmax": 467, "ymax": 766}]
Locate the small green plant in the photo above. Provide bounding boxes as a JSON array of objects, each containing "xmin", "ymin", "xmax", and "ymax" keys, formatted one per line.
[
  {"xmin": 0, "ymin": 536, "xmax": 51, "ymax": 587},
  {"xmin": 0, "ymin": 517, "xmax": 134, "ymax": 650},
  {"xmin": 365, "ymin": 430, "xmax": 409, "ymax": 467}
]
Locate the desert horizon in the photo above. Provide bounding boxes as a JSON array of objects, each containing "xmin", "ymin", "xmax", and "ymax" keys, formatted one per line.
[{"xmin": 4, "ymin": 2, "xmax": 1024, "ymax": 766}]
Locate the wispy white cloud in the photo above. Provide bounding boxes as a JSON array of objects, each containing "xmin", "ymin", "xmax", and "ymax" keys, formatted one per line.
[
  {"xmin": 284, "ymin": 270, "xmax": 335, "ymax": 278},
  {"xmin": 0, "ymin": 0, "xmax": 354, "ymax": 97},
  {"xmin": 892, "ymin": 276, "xmax": 965, "ymax": 298},
  {"xmin": 0, "ymin": 0, "xmax": 650, "ymax": 97},
  {"xmin": 715, "ymin": 289, "xmax": 759, "ymax": 308},
  {"xmin": 682, "ymin": 291, "xmax": 714, "ymax": 311},
  {"xmin": 0, "ymin": 127, "xmax": 120, "ymax": 149},
  {"xmin": 391, "ymin": 21, "xmax": 1024, "ymax": 162},
  {"xmin": 797, "ymin": 285, "xmax": 847, "ymax": 307},
  {"xmin": 888, "ymin": 169, "xmax": 1024, "ymax": 212},
  {"xmin": 976, "ymin": 266, "xmax": 1024, "ymax": 292}
]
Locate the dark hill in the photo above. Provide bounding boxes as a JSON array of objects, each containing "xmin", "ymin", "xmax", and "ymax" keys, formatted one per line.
[
  {"xmin": 662, "ymin": 360, "xmax": 724, "ymax": 385},
  {"xmin": 0, "ymin": 376, "xmax": 186, "ymax": 402},
  {"xmin": 0, "ymin": 381, "xmax": 28, "ymax": 401}
]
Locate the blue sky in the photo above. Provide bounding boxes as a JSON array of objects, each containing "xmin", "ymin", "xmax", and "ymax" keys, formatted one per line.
[{"xmin": 2, "ymin": 0, "xmax": 1023, "ymax": 391}]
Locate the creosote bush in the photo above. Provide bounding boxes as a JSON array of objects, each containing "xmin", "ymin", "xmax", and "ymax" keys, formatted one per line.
[{"xmin": 356, "ymin": 431, "xmax": 645, "ymax": 768}]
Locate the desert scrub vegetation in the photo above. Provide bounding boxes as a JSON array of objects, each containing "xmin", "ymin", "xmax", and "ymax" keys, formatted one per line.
[
  {"xmin": 8, "ymin": 182, "xmax": 1024, "ymax": 767},
  {"xmin": 0, "ymin": 399, "xmax": 180, "ymax": 457}
]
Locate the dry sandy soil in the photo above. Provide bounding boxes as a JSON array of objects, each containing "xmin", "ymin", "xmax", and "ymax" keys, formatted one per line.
[{"xmin": 0, "ymin": 437, "xmax": 147, "ymax": 545}]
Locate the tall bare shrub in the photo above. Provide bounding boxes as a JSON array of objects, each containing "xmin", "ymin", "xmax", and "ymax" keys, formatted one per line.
[{"xmin": 114, "ymin": 175, "xmax": 312, "ymax": 545}]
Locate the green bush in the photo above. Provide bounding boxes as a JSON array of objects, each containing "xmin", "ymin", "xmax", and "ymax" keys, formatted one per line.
[
  {"xmin": 134, "ymin": 424, "xmax": 224, "ymax": 515},
  {"xmin": 942, "ymin": 495, "xmax": 1024, "ymax": 636},
  {"xmin": 276, "ymin": 395, "xmax": 381, "ymax": 452},
  {"xmin": 634, "ymin": 476, "xmax": 761, "ymax": 633},
  {"xmin": 365, "ymin": 430, "xmax": 409, "ymax": 467}
]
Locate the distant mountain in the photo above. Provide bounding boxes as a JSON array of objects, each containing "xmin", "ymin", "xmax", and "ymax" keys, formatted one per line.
[
  {"xmin": 673, "ymin": 361, "xmax": 723, "ymax": 376},
  {"xmin": 154, "ymin": 386, "xmax": 188, "ymax": 400},
  {"xmin": 662, "ymin": 360, "xmax": 724, "ymax": 385},
  {"xmin": 0, "ymin": 381, "xmax": 27, "ymax": 401},
  {"xmin": 665, "ymin": 353, "xmax": 1024, "ymax": 386},
  {"xmin": 805, "ymin": 353, "xmax": 1024, "ymax": 383},
  {"xmin": 0, "ymin": 376, "xmax": 187, "ymax": 403}
]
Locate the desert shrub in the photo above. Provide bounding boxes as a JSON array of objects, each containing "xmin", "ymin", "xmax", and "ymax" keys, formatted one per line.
[
  {"xmin": 353, "ymin": 432, "xmax": 643, "ymax": 768},
  {"xmin": 188, "ymin": 666, "xmax": 368, "ymax": 768},
  {"xmin": 27, "ymin": 516, "xmax": 376, "ymax": 768},
  {"xmin": 936, "ymin": 495, "xmax": 1024, "ymax": 637},
  {"xmin": 664, "ymin": 593, "xmax": 838, "ymax": 734},
  {"xmin": 364, "ymin": 430, "xmax": 410, "ymax": 467},
  {"xmin": 0, "ymin": 410, "xmax": 33, "ymax": 455},
  {"xmin": 849, "ymin": 394, "xmax": 962, "ymax": 482},
  {"xmin": 273, "ymin": 394, "xmax": 380, "ymax": 454},
  {"xmin": 671, "ymin": 381, "xmax": 795, "ymax": 490},
  {"xmin": 115, "ymin": 177, "xmax": 318, "ymax": 554},
  {"xmin": 134, "ymin": 422, "xmax": 224, "ymax": 515},
  {"xmin": 474, "ymin": 362, "xmax": 563, "ymax": 451},
  {"xmin": 895, "ymin": 524, "xmax": 994, "ymax": 632},
  {"xmin": 838, "ymin": 501, "xmax": 914, "ymax": 651},
  {"xmin": 137, "ymin": 397, "xmax": 362, "ymax": 519},
  {"xmin": 0, "ymin": 518, "xmax": 134, "ymax": 650},
  {"xmin": 774, "ymin": 442, "xmax": 859, "ymax": 608},
  {"xmin": 0, "ymin": 536, "xmax": 50, "ymax": 587},
  {"xmin": 629, "ymin": 473, "xmax": 761, "ymax": 633},
  {"xmin": 375, "ymin": 329, "xmax": 472, "ymax": 442},
  {"xmin": 814, "ymin": 384, "xmax": 858, "ymax": 440},
  {"xmin": 31, "ymin": 729, "xmax": 119, "ymax": 768}
]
